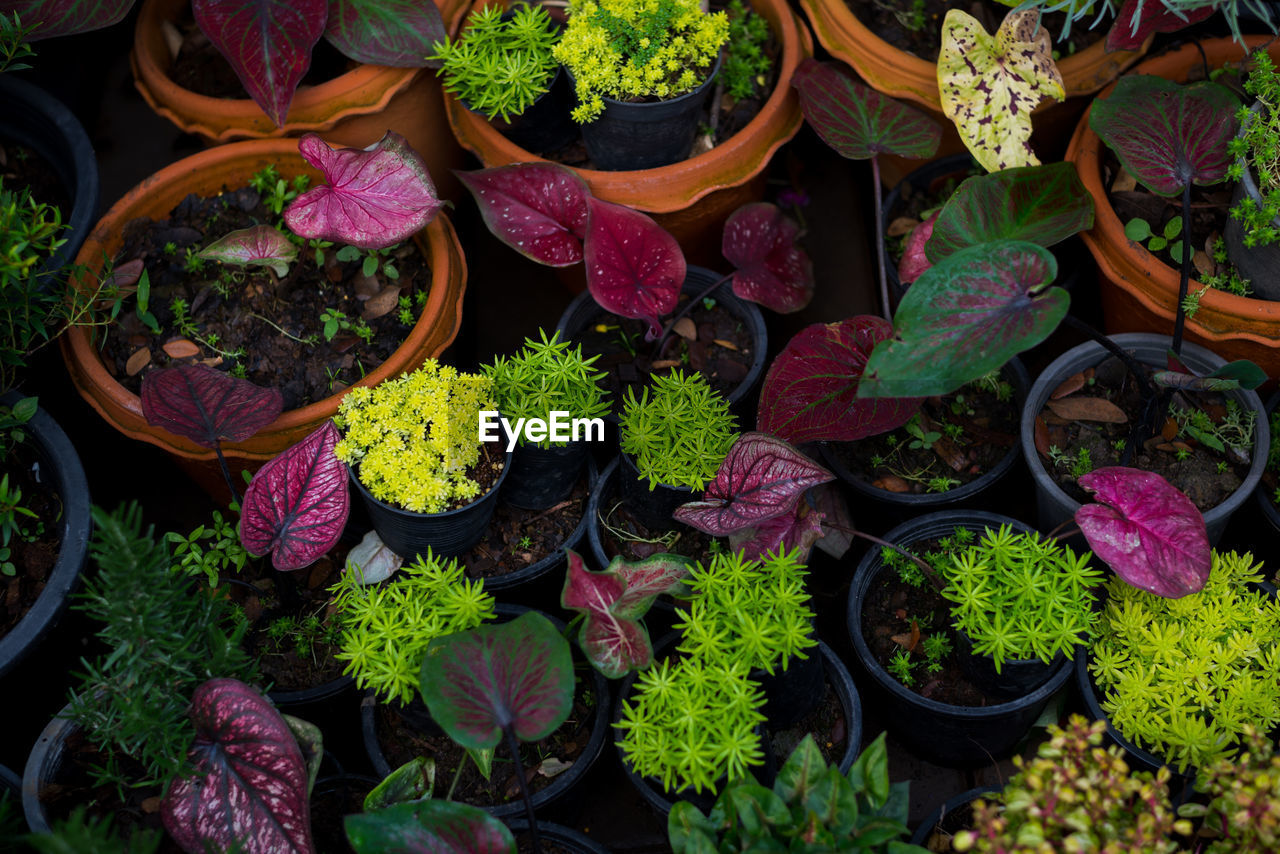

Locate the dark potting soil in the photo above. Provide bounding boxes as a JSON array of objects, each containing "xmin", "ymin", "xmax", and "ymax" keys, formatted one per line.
[
  {"xmin": 1034, "ymin": 358, "xmax": 1251, "ymax": 511},
  {"xmin": 767, "ymin": 680, "xmax": 848, "ymax": 767},
  {"xmin": 596, "ymin": 479, "xmax": 722, "ymax": 565},
  {"xmin": 310, "ymin": 777, "xmax": 375, "ymax": 854},
  {"xmin": 884, "ymin": 164, "xmax": 982, "ymax": 268},
  {"xmin": 1, "ymin": 140, "xmax": 71, "ymax": 216},
  {"xmin": 460, "ymin": 470, "xmax": 589, "ymax": 580},
  {"xmin": 104, "ymin": 183, "xmax": 429, "ymax": 411},
  {"xmin": 0, "ymin": 440, "xmax": 63, "ymax": 639}
]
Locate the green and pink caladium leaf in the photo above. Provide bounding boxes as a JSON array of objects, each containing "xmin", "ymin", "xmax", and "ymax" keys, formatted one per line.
[
  {"xmin": 859, "ymin": 241, "xmax": 1065, "ymax": 398},
  {"xmin": 198, "ymin": 224, "xmax": 298, "ymax": 278},
  {"xmin": 898, "ymin": 212, "xmax": 936, "ymax": 285},
  {"xmin": 728, "ymin": 500, "xmax": 826, "ymax": 563},
  {"xmin": 721, "ymin": 202, "xmax": 814, "ymax": 313},
  {"xmin": 757, "ymin": 317, "xmax": 922, "ymax": 444},
  {"xmin": 1075, "ymin": 467, "xmax": 1210, "ymax": 598},
  {"xmin": 239, "ymin": 421, "xmax": 349, "ymax": 571},
  {"xmin": 457, "ymin": 162, "xmax": 590, "ymax": 267},
  {"xmin": 344, "ymin": 800, "xmax": 514, "ymax": 854},
  {"xmin": 1089, "ymin": 75, "xmax": 1239, "ymax": 198},
  {"xmin": 419, "ymin": 610, "xmax": 573, "ymax": 750},
  {"xmin": 1106, "ymin": 0, "xmax": 1215, "ymax": 50},
  {"xmin": 673, "ymin": 432, "xmax": 833, "ymax": 535},
  {"xmin": 925, "ymin": 163, "xmax": 1094, "ymax": 264},
  {"xmin": 324, "ymin": 0, "xmax": 446, "ymax": 67},
  {"xmin": 584, "ymin": 197, "xmax": 685, "ymax": 339},
  {"xmin": 141, "ymin": 364, "xmax": 284, "ymax": 449},
  {"xmin": 791, "ymin": 58, "xmax": 941, "ymax": 161},
  {"xmin": 161, "ymin": 678, "xmax": 315, "ymax": 854},
  {"xmin": 192, "ymin": 0, "xmax": 326, "ymax": 127},
  {"xmin": 0, "ymin": 0, "xmax": 134, "ymax": 38},
  {"xmin": 283, "ymin": 131, "xmax": 442, "ymax": 249}
]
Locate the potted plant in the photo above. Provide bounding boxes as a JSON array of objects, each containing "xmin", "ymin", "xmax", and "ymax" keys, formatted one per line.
[{"xmin": 1177, "ymin": 725, "xmax": 1280, "ymax": 851}]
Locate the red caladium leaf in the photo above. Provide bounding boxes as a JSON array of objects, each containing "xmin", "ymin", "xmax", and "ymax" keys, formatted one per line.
[
  {"xmin": 721, "ymin": 202, "xmax": 814, "ymax": 313},
  {"xmin": 1075, "ymin": 467, "xmax": 1210, "ymax": 598},
  {"xmin": 1, "ymin": 0, "xmax": 134, "ymax": 39},
  {"xmin": 811, "ymin": 482, "xmax": 853, "ymax": 559},
  {"xmin": 728, "ymin": 501, "xmax": 826, "ymax": 563},
  {"xmin": 791, "ymin": 58, "xmax": 941, "ymax": 161},
  {"xmin": 198, "ymin": 224, "xmax": 298, "ymax": 278},
  {"xmin": 141, "ymin": 364, "xmax": 284, "ymax": 449},
  {"xmin": 898, "ymin": 211, "xmax": 936, "ymax": 285},
  {"xmin": 1089, "ymin": 75, "xmax": 1239, "ymax": 198},
  {"xmin": 1106, "ymin": 0, "xmax": 1215, "ymax": 50},
  {"xmin": 860, "ymin": 241, "xmax": 1065, "ymax": 398},
  {"xmin": 283, "ymin": 131, "xmax": 442, "ymax": 249},
  {"xmin": 192, "ymin": 0, "xmax": 327, "ymax": 128},
  {"xmin": 239, "ymin": 422, "xmax": 349, "ymax": 571},
  {"xmin": 418, "ymin": 611, "xmax": 573, "ymax": 750},
  {"xmin": 457, "ymin": 162, "xmax": 590, "ymax": 267},
  {"xmin": 161, "ymin": 678, "xmax": 314, "ymax": 854},
  {"xmin": 344, "ymin": 800, "xmax": 514, "ymax": 854},
  {"xmin": 757, "ymin": 317, "xmax": 922, "ymax": 444},
  {"xmin": 584, "ymin": 197, "xmax": 685, "ymax": 339},
  {"xmin": 325, "ymin": 0, "xmax": 446, "ymax": 67},
  {"xmin": 673, "ymin": 432, "xmax": 833, "ymax": 536}
]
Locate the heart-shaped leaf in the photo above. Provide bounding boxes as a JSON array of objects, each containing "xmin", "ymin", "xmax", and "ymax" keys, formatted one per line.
[
  {"xmin": 458, "ymin": 162, "xmax": 590, "ymax": 267},
  {"xmin": 811, "ymin": 483, "xmax": 853, "ymax": 559},
  {"xmin": 721, "ymin": 203, "xmax": 814, "ymax": 313},
  {"xmin": 926, "ymin": 163, "xmax": 1094, "ymax": 263},
  {"xmin": 192, "ymin": 0, "xmax": 327, "ymax": 128},
  {"xmin": 728, "ymin": 501, "xmax": 826, "ymax": 563},
  {"xmin": 1075, "ymin": 467, "xmax": 1210, "ymax": 598},
  {"xmin": 239, "ymin": 422, "xmax": 349, "ymax": 571},
  {"xmin": 3, "ymin": 0, "xmax": 135, "ymax": 38},
  {"xmin": 757, "ymin": 317, "xmax": 922, "ymax": 444},
  {"xmin": 1106, "ymin": 0, "xmax": 1215, "ymax": 50},
  {"xmin": 898, "ymin": 212, "xmax": 936, "ymax": 285},
  {"xmin": 283, "ymin": 131, "xmax": 442, "ymax": 249},
  {"xmin": 1089, "ymin": 75, "xmax": 1240, "ymax": 197},
  {"xmin": 161, "ymin": 678, "xmax": 314, "ymax": 854},
  {"xmin": 583, "ymin": 197, "xmax": 685, "ymax": 339},
  {"xmin": 860, "ymin": 241, "xmax": 1065, "ymax": 398},
  {"xmin": 938, "ymin": 8, "xmax": 1065, "ymax": 171},
  {"xmin": 198, "ymin": 224, "xmax": 298, "ymax": 278},
  {"xmin": 791, "ymin": 58, "xmax": 941, "ymax": 161},
  {"xmin": 673, "ymin": 432, "xmax": 833, "ymax": 535},
  {"xmin": 344, "ymin": 800, "xmax": 514, "ymax": 854},
  {"xmin": 141, "ymin": 364, "xmax": 284, "ymax": 449},
  {"xmin": 325, "ymin": 0, "xmax": 446, "ymax": 67},
  {"xmin": 362, "ymin": 757, "xmax": 435, "ymax": 812},
  {"xmin": 418, "ymin": 610, "xmax": 573, "ymax": 750}
]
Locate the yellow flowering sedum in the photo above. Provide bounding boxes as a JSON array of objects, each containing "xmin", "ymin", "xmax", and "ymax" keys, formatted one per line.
[
  {"xmin": 553, "ymin": 0, "xmax": 729, "ymax": 123},
  {"xmin": 333, "ymin": 360, "xmax": 495, "ymax": 513}
]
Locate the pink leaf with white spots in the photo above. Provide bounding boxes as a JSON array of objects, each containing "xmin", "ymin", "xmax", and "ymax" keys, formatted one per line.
[
  {"xmin": 583, "ymin": 197, "xmax": 685, "ymax": 339},
  {"xmin": 722, "ymin": 202, "xmax": 814, "ymax": 313},
  {"xmin": 898, "ymin": 211, "xmax": 936, "ymax": 285},
  {"xmin": 457, "ymin": 162, "xmax": 590, "ymax": 267}
]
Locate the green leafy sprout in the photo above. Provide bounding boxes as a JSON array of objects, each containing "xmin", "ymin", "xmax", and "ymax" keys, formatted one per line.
[
  {"xmin": 721, "ymin": 0, "xmax": 773, "ymax": 100},
  {"xmin": 1229, "ymin": 50, "xmax": 1280, "ymax": 248},
  {"xmin": 165, "ymin": 508, "xmax": 250, "ymax": 587},
  {"xmin": 1124, "ymin": 215, "xmax": 1185, "ymax": 264},
  {"xmin": 619, "ymin": 369, "xmax": 738, "ymax": 490}
]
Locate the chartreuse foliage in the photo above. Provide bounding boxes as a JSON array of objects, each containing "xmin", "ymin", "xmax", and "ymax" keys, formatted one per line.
[
  {"xmin": 669, "ymin": 733, "xmax": 926, "ymax": 854},
  {"xmin": 1229, "ymin": 51, "xmax": 1280, "ymax": 247},
  {"xmin": 1180, "ymin": 725, "xmax": 1280, "ymax": 852},
  {"xmin": 1089, "ymin": 550, "xmax": 1280, "ymax": 771},
  {"xmin": 953, "ymin": 716, "xmax": 1187, "ymax": 853},
  {"xmin": 483, "ymin": 329, "xmax": 609, "ymax": 448},
  {"xmin": 620, "ymin": 370, "xmax": 738, "ymax": 490},
  {"xmin": 329, "ymin": 551, "xmax": 495, "ymax": 705}
]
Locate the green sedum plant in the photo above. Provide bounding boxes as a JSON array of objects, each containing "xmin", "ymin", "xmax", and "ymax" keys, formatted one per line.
[
  {"xmin": 1089, "ymin": 549, "xmax": 1280, "ymax": 771},
  {"xmin": 1228, "ymin": 50, "xmax": 1280, "ymax": 247},
  {"xmin": 0, "ymin": 183, "xmax": 65, "ymax": 390},
  {"xmin": 619, "ymin": 369, "xmax": 738, "ymax": 491},
  {"xmin": 1179, "ymin": 725, "xmax": 1280, "ymax": 852},
  {"xmin": 721, "ymin": 0, "xmax": 772, "ymax": 101}
]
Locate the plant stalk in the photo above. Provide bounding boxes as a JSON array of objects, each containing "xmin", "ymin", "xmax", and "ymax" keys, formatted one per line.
[
  {"xmin": 1172, "ymin": 181, "xmax": 1193, "ymax": 357},
  {"xmin": 823, "ymin": 522, "xmax": 947, "ymax": 594},
  {"xmin": 504, "ymin": 724, "xmax": 541, "ymax": 854},
  {"xmin": 652, "ymin": 271, "xmax": 734, "ymax": 358},
  {"xmin": 871, "ymin": 154, "xmax": 892, "ymax": 321},
  {"xmin": 212, "ymin": 440, "xmax": 241, "ymax": 506}
]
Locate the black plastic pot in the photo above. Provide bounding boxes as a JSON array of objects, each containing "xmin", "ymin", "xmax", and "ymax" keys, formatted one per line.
[
  {"xmin": 489, "ymin": 65, "xmax": 578, "ymax": 155},
  {"xmin": 21, "ymin": 702, "xmax": 74, "ymax": 832},
  {"xmin": 350, "ymin": 446, "xmax": 512, "ymax": 559},
  {"xmin": 617, "ymin": 451, "xmax": 696, "ymax": 532},
  {"xmin": 588, "ymin": 457, "xmax": 708, "ymax": 574},
  {"xmin": 754, "ymin": 644, "xmax": 826, "ymax": 729},
  {"xmin": 267, "ymin": 672, "xmax": 356, "ymax": 713},
  {"xmin": 1225, "ymin": 103, "xmax": 1280, "ymax": 300},
  {"xmin": 1019, "ymin": 333, "xmax": 1269, "ymax": 545},
  {"xmin": 0, "ymin": 394, "xmax": 91, "ymax": 680},
  {"xmin": 846, "ymin": 511, "xmax": 1074, "ymax": 767},
  {"xmin": 574, "ymin": 55, "xmax": 721, "ymax": 171},
  {"xmin": 955, "ymin": 631, "xmax": 1065, "ymax": 702},
  {"xmin": 909, "ymin": 784, "xmax": 1001, "ymax": 848},
  {"xmin": 1254, "ymin": 389, "xmax": 1280, "ymax": 534},
  {"xmin": 505, "ymin": 439, "xmax": 588, "ymax": 511},
  {"xmin": 310, "ymin": 773, "xmax": 380, "ymax": 854},
  {"xmin": 504, "ymin": 819, "xmax": 610, "ymax": 853}
]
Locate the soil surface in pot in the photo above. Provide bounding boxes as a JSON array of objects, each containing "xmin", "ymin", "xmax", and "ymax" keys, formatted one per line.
[
  {"xmin": 515, "ymin": 834, "xmax": 578, "ymax": 854},
  {"xmin": 2, "ymin": 140, "xmax": 71, "ymax": 215},
  {"xmin": 311, "ymin": 776, "xmax": 375, "ymax": 854},
  {"xmin": 766, "ymin": 677, "xmax": 849, "ymax": 766},
  {"xmin": 596, "ymin": 480, "xmax": 721, "ymax": 565},
  {"xmin": 460, "ymin": 470, "xmax": 589, "ymax": 581},
  {"xmin": 0, "ymin": 439, "xmax": 64, "ymax": 638},
  {"xmin": 919, "ymin": 798, "xmax": 982, "ymax": 853},
  {"xmin": 103, "ymin": 178, "xmax": 430, "ymax": 411},
  {"xmin": 1034, "ymin": 357, "xmax": 1252, "ymax": 510},
  {"xmin": 373, "ymin": 666, "xmax": 598, "ymax": 808}
]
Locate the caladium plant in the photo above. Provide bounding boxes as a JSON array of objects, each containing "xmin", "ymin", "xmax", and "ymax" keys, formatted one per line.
[
  {"xmin": 197, "ymin": 224, "xmax": 298, "ymax": 278},
  {"xmin": 345, "ymin": 799, "xmax": 515, "ymax": 854}
]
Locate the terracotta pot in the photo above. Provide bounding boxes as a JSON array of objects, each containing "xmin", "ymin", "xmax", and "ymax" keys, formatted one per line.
[
  {"xmin": 1066, "ymin": 37, "xmax": 1280, "ymax": 382},
  {"xmin": 130, "ymin": 0, "xmax": 467, "ymax": 199},
  {"xmin": 443, "ymin": 0, "xmax": 813, "ymax": 265},
  {"xmin": 59, "ymin": 139, "xmax": 467, "ymax": 498}
]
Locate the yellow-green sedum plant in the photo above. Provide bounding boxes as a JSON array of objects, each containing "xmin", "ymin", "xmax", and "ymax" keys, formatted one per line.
[{"xmin": 619, "ymin": 369, "xmax": 738, "ymax": 491}]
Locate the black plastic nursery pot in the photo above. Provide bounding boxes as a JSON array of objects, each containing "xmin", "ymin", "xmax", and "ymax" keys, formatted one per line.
[
  {"xmin": 504, "ymin": 439, "xmax": 589, "ymax": 511},
  {"xmin": 0, "ymin": 394, "xmax": 92, "ymax": 681},
  {"xmin": 486, "ymin": 64, "xmax": 578, "ymax": 155},
  {"xmin": 617, "ymin": 451, "xmax": 697, "ymax": 533},
  {"xmin": 1224, "ymin": 103, "xmax": 1280, "ymax": 301},
  {"xmin": 846, "ymin": 511, "xmax": 1074, "ymax": 767},
  {"xmin": 1253, "ymin": 389, "xmax": 1280, "ymax": 536},
  {"xmin": 266, "ymin": 671, "xmax": 357, "ymax": 715},
  {"xmin": 504, "ymin": 818, "xmax": 611, "ymax": 854},
  {"xmin": 21, "ymin": 701, "xmax": 75, "ymax": 832},
  {"xmin": 1018, "ymin": 333, "xmax": 1269, "ymax": 545},
  {"xmin": 909, "ymin": 784, "xmax": 1001, "ymax": 849}
]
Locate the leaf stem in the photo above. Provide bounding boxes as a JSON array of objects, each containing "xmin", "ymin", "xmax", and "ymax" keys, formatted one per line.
[
  {"xmin": 871, "ymin": 154, "xmax": 892, "ymax": 321},
  {"xmin": 212, "ymin": 439, "xmax": 241, "ymax": 506},
  {"xmin": 1172, "ymin": 181, "xmax": 1192, "ymax": 357},
  {"xmin": 504, "ymin": 724, "xmax": 542, "ymax": 854},
  {"xmin": 823, "ymin": 522, "xmax": 946, "ymax": 593}
]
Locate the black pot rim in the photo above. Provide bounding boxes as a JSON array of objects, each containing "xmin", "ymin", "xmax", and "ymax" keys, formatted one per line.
[
  {"xmin": 618, "ymin": 448, "xmax": 697, "ymax": 496},
  {"xmin": 21, "ymin": 702, "xmax": 76, "ymax": 832},
  {"xmin": 1253, "ymin": 388, "xmax": 1280, "ymax": 530},
  {"xmin": 267, "ymin": 673, "xmax": 357, "ymax": 709},
  {"xmin": 908, "ymin": 783, "xmax": 1002, "ymax": 847},
  {"xmin": 503, "ymin": 818, "xmax": 611, "ymax": 854},
  {"xmin": 348, "ymin": 444, "xmax": 513, "ymax": 521},
  {"xmin": 572, "ymin": 52, "xmax": 723, "ymax": 113},
  {"xmin": 586, "ymin": 457, "xmax": 619, "ymax": 570}
]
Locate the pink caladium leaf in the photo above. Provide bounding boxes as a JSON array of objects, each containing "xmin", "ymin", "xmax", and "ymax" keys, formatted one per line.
[
  {"xmin": 192, "ymin": 0, "xmax": 327, "ymax": 128},
  {"xmin": 583, "ymin": 197, "xmax": 685, "ymax": 339},
  {"xmin": 898, "ymin": 211, "xmax": 937, "ymax": 285},
  {"xmin": 239, "ymin": 422, "xmax": 349, "ymax": 571},
  {"xmin": 419, "ymin": 611, "xmax": 573, "ymax": 750},
  {"xmin": 1075, "ymin": 466, "xmax": 1210, "ymax": 598},
  {"xmin": 457, "ymin": 162, "xmax": 590, "ymax": 267},
  {"xmin": 141, "ymin": 364, "xmax": 284, "ymax": 449},
  {"xmin": 673, "ymin": 432, "xmax": 833, "ymax": 536},
  {"xmin": 198, "ymin": 224, "xmax": 298, "ymax": 278},
  {"xmin": 283, "ymin": 132, "xmax": 442, "ymax": 249},
  {"xmin": 729, "ymin": 501, "xmax": 826, "ymax": 563},
  {"xmin": 811, "ymin": 482, "xmax": 853, "ymax": 559},
  {"xmin": 1106, "ymin": 0, "xmax": 1215, "ymax": 50},
  {"xmin": 325, "ymin": 0, "xmax": 447, "ymax": 67},
  {"xmin": 344, "ymin": 800, "xmax": 515, "ymax": 854},
  {"xmin": 757, "ymin": 317, "xmax": 922, "ymax": 444},
  {"xmin": 2, "ymin": 0, "xmax": 134, "ymax": 39},
  {"xmin": 721, "ymin": 202, "xmax": 814, "ymax": 313},
  {"xmin": 161, "ymin": 678, "xmax": 315, "ymax": 854}
]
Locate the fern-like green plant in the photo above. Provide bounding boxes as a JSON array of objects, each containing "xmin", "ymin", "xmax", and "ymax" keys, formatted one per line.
[
  {"xmin": 721, "ymin": 0, "xmax": 772, "ymax": 101},
  {"xmin": 619, "ymin": 369, "xmax": 738, "ymax": 490},
  {"xmin": 1089, "ymin": 550, "xmax": 1280, "ymax": 771}
]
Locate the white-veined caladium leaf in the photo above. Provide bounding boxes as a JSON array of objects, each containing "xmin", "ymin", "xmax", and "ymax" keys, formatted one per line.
[{"xmin": 197, "ymin": 224, "xmax": 298, "ymax": 278}]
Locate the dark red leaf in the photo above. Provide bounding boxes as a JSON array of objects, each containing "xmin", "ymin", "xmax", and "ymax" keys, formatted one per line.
[
  {"xmin": 161, "ymin": 678, "xmax": 314, "ymax": 854},
  {"xmin": 458, "ymin": 162, "xmax": 590, "ymax": 267},
  {"xmin": 728, "ymin": 502, "xmax": 826, "ymax": 563},
  {"xmin": 344, "ymin": 800, "xmax": 514, "ymax": 853},
  {"xmin": 239, "ymin": 422, "xmax": 349, "ymax": 571},
  {"xmin": 141, "ymin": 364, "xmax": 284, "ymax": 449},
  {"xmin": 722, "ymin": 202, "xmax": 814, "ymax": 313},
  {"xmin": 898, "ymin": 212, "xmax": 936, "ymax": 285},
  {"xmin": 583, "ymin": 197, "xmax": 685, "ymax": 339},
  {"xmin": 325, "ymin": 0, "xmax": 446, "ymax": 67},
  {"xmin": 1106, "ymin": 0, "xmax": 1215, "ymax": 50},
  {"xmin": 2, "ymin": 0, "xmax": 134, "ymax": 39}
]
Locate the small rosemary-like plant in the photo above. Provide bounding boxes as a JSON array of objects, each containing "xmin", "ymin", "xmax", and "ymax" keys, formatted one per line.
[
  {"xmin": 619, "ymin": 369, "xmax": 738, "ymax": 491},
  {"xmin": 483, "ymin": 329, "xmax": 610, "ymax": 447}
]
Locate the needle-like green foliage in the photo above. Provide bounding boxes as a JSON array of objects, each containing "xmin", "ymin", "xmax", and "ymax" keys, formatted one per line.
[{"xmin": 619, "ymin": 369, "xmax": 738, "ymax": 491}]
